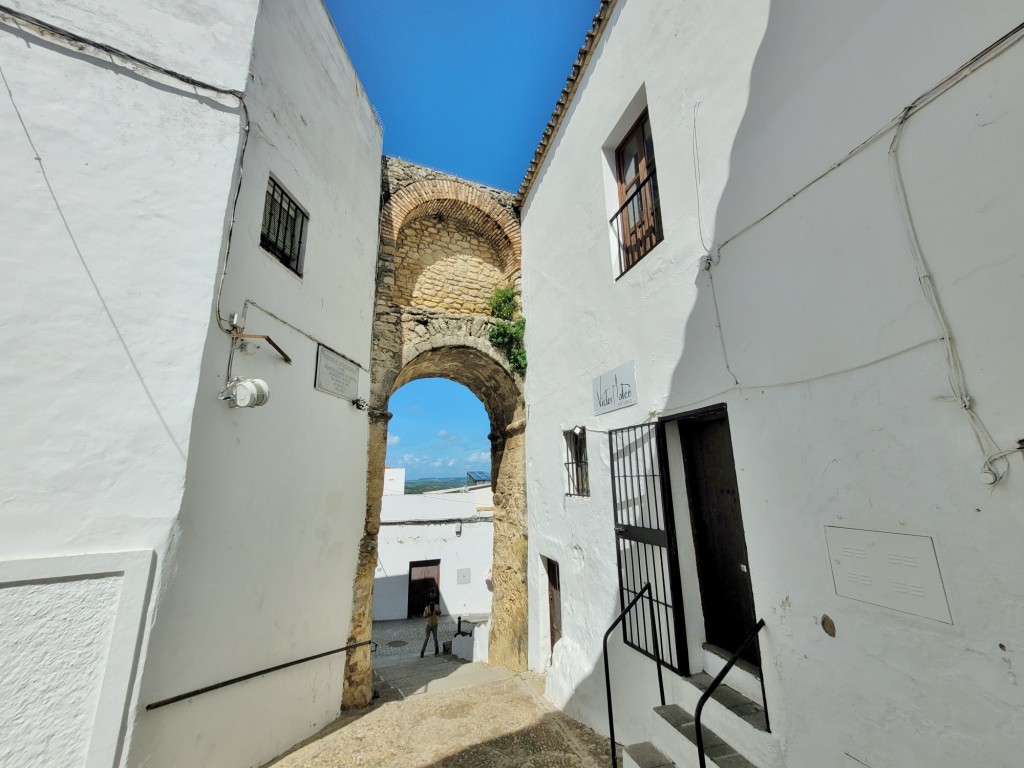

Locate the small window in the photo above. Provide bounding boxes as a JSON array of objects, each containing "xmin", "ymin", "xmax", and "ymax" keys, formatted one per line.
[
  {"xmin": 611, "ymin": 111, "xmax": 663, "ymax": 275},
  {"xmin": 564, "ymin": 427, "xmax": 590, "ymax": 497},
  {"xmin": 261, "ymin": 177, "xmax": 308, "ymax": 276}
]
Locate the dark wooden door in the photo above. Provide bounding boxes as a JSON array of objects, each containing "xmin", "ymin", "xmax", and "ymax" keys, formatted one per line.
[
  {"xmin": 679, "ymin": 409, "xmax": 760, "ymax": 668},
  {"xmin": 407, "ymin": 559, "xmax": 440, "ymax": 618},
  {"xmin": 547, "ymin": 558, "xmax": 562, "ymax": 650}
]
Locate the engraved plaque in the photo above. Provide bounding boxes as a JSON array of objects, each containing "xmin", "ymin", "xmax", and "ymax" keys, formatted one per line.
[
  {"xmin": 825, "ymin": 527, "xmax": 952, "ymax": 624},
  {"xmin": 315, "ymin": 345, "xmax": 359, "ymax": 400}
]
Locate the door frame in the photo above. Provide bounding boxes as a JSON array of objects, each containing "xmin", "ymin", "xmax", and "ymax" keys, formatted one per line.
[
  {"xmin": 407, "ymin": 558, "xmax": 440, "ymax": 619},
  {"xmin": 660, "ymin": 404, "xmax": 762, "ymax": 676}
]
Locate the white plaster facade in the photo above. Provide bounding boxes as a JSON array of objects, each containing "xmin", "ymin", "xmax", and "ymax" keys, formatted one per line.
[
  {"xmin": 520, "ymin": 2, "xmax": 1024, "ymax": 767},
  {"xmin": 0, "ymin": 1, "xmax": 381, "ymax": 766},
  {"xmin": 374, "ymin": 470, "xmax": 494, "ymax": 621}
]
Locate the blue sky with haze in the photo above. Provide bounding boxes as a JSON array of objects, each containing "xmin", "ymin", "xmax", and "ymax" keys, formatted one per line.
[{"xmin": 327, "ymin": 1, "xmax": 598, "ymax": 478}]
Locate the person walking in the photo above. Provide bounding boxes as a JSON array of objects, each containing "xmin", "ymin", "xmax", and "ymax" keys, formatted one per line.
[{"xmin": 420, "ymin": 588, "xmax": 441, "ymax": 657}]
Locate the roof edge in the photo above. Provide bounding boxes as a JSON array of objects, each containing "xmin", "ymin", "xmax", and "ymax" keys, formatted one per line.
[{"xmin": 516, "ymin": 0, "xmax": 619, "ymax": 206}]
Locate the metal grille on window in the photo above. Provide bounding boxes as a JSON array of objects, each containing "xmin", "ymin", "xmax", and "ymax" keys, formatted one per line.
[
  {"xmin": 609, "ymin": 423, "xmax": 687, "ymax": 674},
  {"xmin": 564, "ymin": 428, "xmax": 590, "ymax": 497},
  {"xmin": 261, "ymin": 178, "xmax": 308, "ymax": 275},
  {"xmin": 610, "ymin": 112, "xmax": 664, "ymax": 276}
]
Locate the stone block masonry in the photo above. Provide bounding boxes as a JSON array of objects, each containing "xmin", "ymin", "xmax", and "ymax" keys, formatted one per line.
[{"xmin": 343, "ymin": 157, "xmax": 527, "ymax": 708}]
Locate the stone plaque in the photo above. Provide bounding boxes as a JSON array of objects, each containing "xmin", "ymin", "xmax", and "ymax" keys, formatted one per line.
[
  {"xmin": 593, "ymin": 361, "xmax": 638, "ymax": 415},
  {"xmin": 457, "ymin": 568, "xmax": 471, "ymax": 585},
  {"xmin": 825, "ymin": 527, "xmax": 952, "ymax": 624},
  {"xmin": 315, "ymin": 345, "xmax": 359, "ymax": 400}
]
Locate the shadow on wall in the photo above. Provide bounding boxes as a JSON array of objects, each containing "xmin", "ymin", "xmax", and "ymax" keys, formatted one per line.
[
  {"xmin": 655, "ymin": 2, "xmax": 1024, "ymax": 767},
  {"xmin": 373, "ymin": 573, "xmax": 457, "ymax": 621},
  {"xmin": 372, "ymin": 574, "xmax": 411, "ymax": 620}
]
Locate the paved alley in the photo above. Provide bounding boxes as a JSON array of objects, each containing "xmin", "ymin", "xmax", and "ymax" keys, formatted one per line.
[{"xmin": 264, "ymin": 651, "xmax": 613, "ymax": 768}]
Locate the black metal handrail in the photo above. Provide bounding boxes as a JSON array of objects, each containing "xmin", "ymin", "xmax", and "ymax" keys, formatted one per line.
[
  {"xmin": 603, "ymin": 582, "xmax": 666, "ymax": 768},
  {"xmin": 145, "ymin": 639, "xmax": 376, "ymax": 711},
  {"xmin": 694, "ymin": 619, "xmax": 766, "ymax": 768}
]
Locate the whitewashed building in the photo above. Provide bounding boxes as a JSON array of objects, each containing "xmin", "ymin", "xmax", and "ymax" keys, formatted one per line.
[
  {"xmin": 0, "ymin": 2, "xmax": 381, "ymax": 767},
  {"xmin": 374, "ymin": 469, "xmax": 494, "ymax": 621},
  {"xmin": 520, "ymin": 1, "xmax": 1024, "ymax": 767}
]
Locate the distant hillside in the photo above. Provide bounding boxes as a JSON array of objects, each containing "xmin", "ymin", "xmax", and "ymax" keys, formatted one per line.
[{"xmin": 404, "ymin": 476, "xmax": 466, "ymax": 495}]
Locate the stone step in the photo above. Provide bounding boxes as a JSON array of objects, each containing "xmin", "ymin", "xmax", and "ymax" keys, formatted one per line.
[
  {"xmin": 652, "ymin": 704, "xmax": 757, "ymax": 768},
  {"xmin": 624, "ymin": 741, "xmax": 676, "ymax": 768},
  {"xmin": 686, "ymin": 674, "xmax": 768, "ymax": 732}
]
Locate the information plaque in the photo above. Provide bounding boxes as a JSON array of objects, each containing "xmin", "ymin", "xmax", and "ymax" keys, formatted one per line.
[{"xmin": 315, "ymin": 345, "xmax": 359, "ymax": 400}]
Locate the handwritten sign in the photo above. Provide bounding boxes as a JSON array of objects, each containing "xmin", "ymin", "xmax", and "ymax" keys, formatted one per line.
[
  {"xmin": 592, "ymin": 361, "xmax": 638, "ymax": 415},
  {"xmin": 315, "ymin": 345, "xmax": 359, "ymax": 400}
]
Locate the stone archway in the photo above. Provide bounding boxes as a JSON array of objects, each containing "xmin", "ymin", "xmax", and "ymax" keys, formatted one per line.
[{"xmin": 342, "ymin": 158, "xmax": 526, "ymax": 708}]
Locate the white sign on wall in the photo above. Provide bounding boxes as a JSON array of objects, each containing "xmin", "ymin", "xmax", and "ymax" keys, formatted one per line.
[
  {"xmin": 592, "ymin": 361, "xmax": 638, "ymax": 415},
  {"xmin": 315, "ymin": 345, "xmax": 359, "ymax": 400}
]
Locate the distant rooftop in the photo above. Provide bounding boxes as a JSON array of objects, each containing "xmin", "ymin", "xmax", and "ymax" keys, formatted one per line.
[{"xmin": 467, "ymin": 471, "xmax": 491, "ymax": 486}]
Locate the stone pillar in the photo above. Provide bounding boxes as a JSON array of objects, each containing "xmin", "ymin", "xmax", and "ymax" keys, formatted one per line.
[
  {"xmin": 486, "ymin": 418, "xmax": 528, "ymax": 671},
  {"xmin": 341, "ymin": 408, "xmax": 391, "ymax": 709}
]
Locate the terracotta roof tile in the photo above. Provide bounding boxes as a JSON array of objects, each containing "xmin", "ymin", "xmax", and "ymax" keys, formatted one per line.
[{"xmin": 516, "ymin": 0, "xmax": 618, "ymax": 205}]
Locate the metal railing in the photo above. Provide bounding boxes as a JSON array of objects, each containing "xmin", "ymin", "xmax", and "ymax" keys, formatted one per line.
[
  {"xmin": 603, "ymin": 582, "xmax": 666, "ymax": 768},
  {"xmin": 694, "ymin": 619, "xmax": 766, "ymax": 768},
  {"xmin": 609, "ymin": 171, "xmax": 663, "ymax": 276},
  {"xmin": 145, "ymin": 639, "xmax": 376, "ymax": 711}
]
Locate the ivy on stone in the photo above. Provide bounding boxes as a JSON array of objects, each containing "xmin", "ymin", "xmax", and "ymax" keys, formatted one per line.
[{"xmin": 487, "ymin": 286, "xmax": 526, "ymax": 376}]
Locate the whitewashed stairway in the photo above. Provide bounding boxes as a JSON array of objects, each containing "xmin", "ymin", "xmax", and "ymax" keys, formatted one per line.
[{"xmin": 622, "ymin": 673, "xmax": 779, "ymax": 768}]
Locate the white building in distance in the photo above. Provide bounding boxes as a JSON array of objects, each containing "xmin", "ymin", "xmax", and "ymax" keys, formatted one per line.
[
  {"xmin": 374, "ymin": 468, "xmax": 494, "ymax": 621},
  {"xmin": 0, "ymin": 2, "xmax": 380, "ymax": 767},
  {"xmin": 519, "ymin": 1, "xmax": 1024, "ymax": 767}
]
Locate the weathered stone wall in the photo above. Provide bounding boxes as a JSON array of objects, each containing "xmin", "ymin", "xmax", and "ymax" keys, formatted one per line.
[
  {"xmin": 393, "ymin": 216, "xmax": 507, "ymax": 313},
  {"xmin": 343, "ymin": 158, "xmax": 528, "ymax": 708}
]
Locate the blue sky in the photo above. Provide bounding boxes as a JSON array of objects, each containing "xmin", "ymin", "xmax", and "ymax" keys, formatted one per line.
[
  {"xmin": 328, "ymin": 2, "xmax": 597, "ymax": 479},
  {"xmin": 327, "ymin": 0, "xmax": 599, "ymax": 192},
  {"xmin": 385, "ymin": 379, "xmax": 492, "ymax": 479}
]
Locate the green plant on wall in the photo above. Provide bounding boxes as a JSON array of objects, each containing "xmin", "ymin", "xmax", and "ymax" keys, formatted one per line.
[{"xmin": 487, "ymin": 285, "xmax": 526, "ymax": 376}]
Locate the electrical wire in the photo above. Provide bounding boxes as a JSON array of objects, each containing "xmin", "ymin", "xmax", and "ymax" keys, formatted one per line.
[
  {"xmin": 691, "ymin": 99, "xmax": 713, "ymax": 253},
  {"xmin": 0, "ymin": 3, "xmax": 251, "ymax": 336},
  {"xmin": 889, "ymin": 112, "xmax": 1016, "ymax": 482},
  {"xmin": 1, "ymin": 62, "xmax": 186, "ymax": 462},
  {"xmin": 705, "ymin": 19, "xmax": 1024, "ymax": 267},
  {"xmin": 693, "ymin": 19, "xmax": 1024, "ymax": 482}
]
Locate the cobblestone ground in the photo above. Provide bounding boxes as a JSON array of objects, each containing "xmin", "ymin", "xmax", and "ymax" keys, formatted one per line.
[
  {"xmin": 372, "ymin": 614, "xmax": 488, "ymax": 669},
  {"xmin": 264, "ymin": 618, "xmax": 614, "ymax": 768}
]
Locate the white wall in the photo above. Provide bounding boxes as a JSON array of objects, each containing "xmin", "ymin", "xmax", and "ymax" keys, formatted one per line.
[
  {"xmin": 383, "ymin": 466, "xmax": 407, "ymax": 495},
  {"xmin": 0, "ymin": 3, "xmax": 255, "ymax": 765},
  {"xmin": 374, "ymin": 487, "xmax": 494, "ymax": 620},
  {"xmin": 125, "ymin": 2, "xmax": 381, "ymax": 767},
  {"xmin": 521, "ymin": 2, "xmax": 1024, "ymax": 767},
  {"xmin": 3, "ymin": 0, "xmax": 259, "ymax": 90}
]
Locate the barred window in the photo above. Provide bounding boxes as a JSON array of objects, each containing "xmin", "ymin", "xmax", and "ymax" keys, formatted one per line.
[
  {"xmin": 261, "ymin": 177, "xmax": 308, "ymax": 276},
  {"xmin": 564, "ymin": 427, "xmax": 590, "ymax": 497},
  {"xmin": 610, "ymin": 110, "xmax": 663, "ymax": 275}
]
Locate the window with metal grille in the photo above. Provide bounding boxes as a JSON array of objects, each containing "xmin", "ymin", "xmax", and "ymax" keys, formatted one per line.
[
  {"xmin": 610, "ymin": 110, "xmax": 663, "ymax": 276},
  {"xmin": 260, "ymin": 177, "xmax": 308, "ymax": 276},
  {"xmin": 564, "ymin": 428, "xmax": 590, "ymax": 497}
]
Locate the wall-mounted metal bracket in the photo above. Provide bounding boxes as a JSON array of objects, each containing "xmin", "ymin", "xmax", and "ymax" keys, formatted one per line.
[{"xmin": 231, "ymin": 333, "xmax": 292, "ymax": 364}]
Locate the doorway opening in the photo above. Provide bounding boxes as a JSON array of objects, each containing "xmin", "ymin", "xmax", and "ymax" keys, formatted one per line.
[
  {"xmin": 373, "ymin": 378, "xmax": 496, "ymax": 624},
  {"xmin": 674, "ymin": 406, "xmax": 759, "ymax": 670},
  {"xmin": 543, "ymin": 556, "xmax": 562, "ymax": 655},
  {"xmin": 609, "ymin": 406, "xmax": 763, "ymax": 699},
  {"xmin": 407, "ymin": 559, "xmax": 441, "ymax": 618}
]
